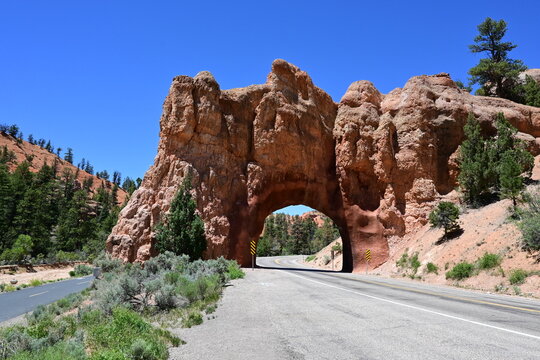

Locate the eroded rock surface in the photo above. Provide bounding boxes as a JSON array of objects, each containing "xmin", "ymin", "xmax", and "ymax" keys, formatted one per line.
[{"xmin": 107, "ymin": 60, "xmax": 540, "ymax": 272}]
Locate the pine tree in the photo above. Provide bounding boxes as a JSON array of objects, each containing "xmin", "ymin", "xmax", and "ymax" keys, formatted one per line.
[
  {"xmin": 468, "ymin": 18, "xmax": 526, "ymax": 100},
  {"xmin": 154, "ymin": 175, "xmax": 206, "ymax": 259},
  {"xmin": 492, "ymin": 113, "xmax": 534, "ymax": 187},
  {"xmin": 522, "ymin": 75, "xmax": 540, "ymax": 107},
  {"xmin": 7, "ymin": 125, "xmax": 19, "ymax": 137},
  {"xmin": 56, "ymin": 189, "xmax": 96, "ymax": 252},
  {"xmin": 112, "ymin": 171, "xmax": 121, "ymax": 185},
  {"xmin": 45, "ymin": 140, "xmax": 53, "ymax": 152},
  {"xmin": 312, "ymin": 216, "xmax": 340, "ymax": 252},
  {"xmin": 498, "ymin": 150, "xmax": 524, "ymax": 209},
  {"xmin": 121, "ymin": 177, "xmax": 137, "ymax": 194},
  {"xmin": 429, "ymin": 202, "xmax": 460, "ymax": 237},
  {"xmin": 0, "ymin": 165, "xmax": 14, "ymax": 252},
  {"xmin": 458, "ymin": 113, "xmax": 493, "ymax": 206},
  {"xmin": 64, "ymin": 148, "xmax": 74, "ymax": 164},
  {"xmin": 0, "ymin": 146, "xmax": 16, "ymax": 164}
]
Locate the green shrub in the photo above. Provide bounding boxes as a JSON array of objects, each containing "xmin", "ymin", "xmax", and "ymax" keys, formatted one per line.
[
  {"xmin": 92, "ymin": 252, "xmax": 122, "ymax": 273},
  {"xmin": 154, "ymin": 175, "xmax": 207, "ymax": 260},
  {"xmin": 70, "ymin": 264, "xmax": 93, "ymax": 277},
  {"xmin": 182, "ymin": 311, "xmax": 203, "ymax": 328},
  {"xmin": 227, "ymin": 261, "xmax": 244, "ymax": 280},
  {"xmin": 410, "ymin": 253, "xmax": 421, "ymax": 274},
  {"xmin": 129, "ymin": 338, "xmax": 164, "ymax": 360},
  {"xmin": 0, "ymin": 235, "xmax": 33, "ymax": 264},
  {"xmin": 85, "ymin": 308, "xmax": 168, "ymax": 360},
  {"xmin": 396, "ymin": 252, "xmax": 408, "ymax": 268},
  {"xmin": 446, "ymin": 262, "xmax": 474, "ymax": 280},
  {"xmin": 155, "ymin": 285, "xmax": 177, "ymax": 311},
  {"xmin": 477, "ymin": 253, "xmax": 502, "ymax": 270},
  {"xmin": 322, "ymin": 255, "xmax": 331, "ymax": 265},
  {"xmin": 331, "ymin": 242, "xmax": 342, "ymax": 253},
  {"xmin": 10, "ymin": 340, "xmax": 86, "ymax": 360},
  {"xmin": 518, "ymin": 214, "xmax": 540, "ymax": 250},
  {"xmin": 29, "ymin": 279, "xmax": 44, "ymax": 287},
  {"xmin": 396, "ymin": 251, "xmax": 421, "ymax": 276},
  {"xmin": 509, "ymin": 269, "xmax": 528, "ymax": 285},
  {"xmin": 426, "ymin": 262, "xmax": 438, "ymax": 274},
  {"xmin": 305, "ymin": 255, "xmax": 315, "ymax": 262},
  {"xmin": 429, "ymin": 202, "xmax": 460, "ymax": 236}
]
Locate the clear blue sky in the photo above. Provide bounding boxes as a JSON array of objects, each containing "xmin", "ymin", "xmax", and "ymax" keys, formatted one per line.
[{"xmin": 1, "ymin": 1, "xmax": 539, "ymax": 215}]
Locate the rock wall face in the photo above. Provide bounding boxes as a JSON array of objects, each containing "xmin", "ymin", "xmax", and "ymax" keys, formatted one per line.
[{"xmin": 107, "ymin": 60, "xmax": 540, "ymax": 272}]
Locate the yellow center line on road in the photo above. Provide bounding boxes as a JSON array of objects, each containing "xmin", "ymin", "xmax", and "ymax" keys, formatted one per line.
[
  {"xmin": 29, "ymin": 291, "xmax": 48, "ymax": 298},
  {"xmin": 275, "ymin": 259, "xmax": 281, "ymax": 265},
  {"xmin": 333, "ymin": 275, "xmax": 540, "ymax": 314}
]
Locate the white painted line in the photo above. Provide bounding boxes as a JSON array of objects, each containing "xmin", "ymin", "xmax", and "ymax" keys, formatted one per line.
[
  {"xmin": 76, "ymin": 280, "xmax": 91, "ymax": 285},
  {"xmin": 29, "ymin": 291, "xmax": 48, "ymax": 298},
  {"xmin": 284, "ymin": 270, "xmax": 540, "ymax": 341}
]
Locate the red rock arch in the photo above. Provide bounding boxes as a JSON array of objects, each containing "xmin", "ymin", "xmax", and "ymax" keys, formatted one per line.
[{"xmin": 107, "ymin": 60, "xmax": 540, "ymax": 272}]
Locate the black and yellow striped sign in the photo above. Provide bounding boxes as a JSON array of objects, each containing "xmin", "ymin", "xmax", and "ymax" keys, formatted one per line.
[
  {"xmin": 365, "ymin": 249, "xmax": 371, "ymax": 262},
  {"xmin": 250, "ymin": 240, "xmax": 257, "ymax": 255}
]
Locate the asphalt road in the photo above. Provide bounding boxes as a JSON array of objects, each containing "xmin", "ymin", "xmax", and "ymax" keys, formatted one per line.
[
  {"xmin": 0, "ymin": 276, "xmax": 94, "ymax": 323},
  {"xmin": 170, "ymin": 255, "xmax": 540, "ymax": 360}
]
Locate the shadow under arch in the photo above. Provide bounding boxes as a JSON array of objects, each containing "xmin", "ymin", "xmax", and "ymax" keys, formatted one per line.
[{"xmin": 227, "ymin": 179, "xmax": 354, "ymax": 273}]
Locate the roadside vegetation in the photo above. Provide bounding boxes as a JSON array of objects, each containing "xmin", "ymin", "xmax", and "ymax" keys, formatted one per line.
[
  {"xmin": 395, "ymin": 250, "xmax": 537, "ymax": 294},
  {"xmin": 0, "ymin": 252, "xmax": 245, "ymax": 359}
]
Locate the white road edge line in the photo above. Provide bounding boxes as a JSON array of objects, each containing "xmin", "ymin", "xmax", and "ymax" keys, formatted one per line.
[
  {"xmin": 28, "ymin": 291, "xmax": 48, "ymax": 298},
  {"xmin": 77, "ymin": 281, "xmax": 91, "ymax": 285},
  {"xmin": 284, "ymin": 270, "xmax": 540, "ymax": 340}
]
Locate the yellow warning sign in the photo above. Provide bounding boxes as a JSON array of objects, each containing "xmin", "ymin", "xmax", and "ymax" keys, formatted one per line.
[
  {"xmin": 250, "ymin": 240, "xmax": 257, "ymax": 255},
  {"xmin": 365, "ymin": 249, "xmax": 371, "ymax": 262}
]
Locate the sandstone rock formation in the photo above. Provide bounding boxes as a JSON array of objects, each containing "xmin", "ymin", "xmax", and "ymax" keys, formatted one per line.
[
  {"xmin": 107, "ymin": 60, "xmax": 540, "ymax": 272},
  {"xmin": 520, "ymin": 69, "xmax": 540, "ymax": 84}
]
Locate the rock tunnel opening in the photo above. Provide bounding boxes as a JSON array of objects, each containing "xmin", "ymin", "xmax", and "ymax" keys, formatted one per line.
[{"xmin": 254, "ymin": 205, "xmax": 346, "ymax": 271}]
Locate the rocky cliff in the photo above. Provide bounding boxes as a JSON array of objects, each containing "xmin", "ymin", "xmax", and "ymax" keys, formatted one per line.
[{"xmin": 107, "ymin": 60, "xmax": 540, "ymax": 272}]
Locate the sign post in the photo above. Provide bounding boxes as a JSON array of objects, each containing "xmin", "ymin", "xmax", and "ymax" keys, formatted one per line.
[
  {"xmin": 250, "ymin": 240, "xmax": 256, "ymax": 271},
  {"xmin": 364, "ymin": 249, "xmax": 371, "ymax": 275},
  {"xmin": 330, "ymin": 250, "xmax": 335, "ymax": 271}
]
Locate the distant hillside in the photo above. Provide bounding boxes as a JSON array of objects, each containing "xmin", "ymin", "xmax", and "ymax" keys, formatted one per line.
[
  {"xmin": 0, "ymin": 128, "xmax": 136, "ymax": 263},
  {"xmin": 0, "ymin": 132, "xmax": 128, "ymax": 203}
]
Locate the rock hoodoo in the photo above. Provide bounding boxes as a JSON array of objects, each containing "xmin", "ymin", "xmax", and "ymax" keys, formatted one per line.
[{"xmin": 107, "ymin": 60, "xmax": 540, "ymax": 272}]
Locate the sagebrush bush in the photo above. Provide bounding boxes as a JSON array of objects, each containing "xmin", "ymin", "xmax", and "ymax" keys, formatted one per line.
[
  {"xmin": 519, "ymin": 215, "xmax": 540, "ymax": 250},
  {"xmin": 477, "ymin": 253, "xmax": 502, "ymax": 270},
  {"xmin": 70, "ymin": 264, "xmax": 93, "ymax": 277},
  {"xmin": 130, "ymin": 338, "xmax": 163, "ymax": 360},
  {"xmin": 92, "ymin": 252, "xmax": 121, "ymax": 273},
  {"xmin": 446, "ymin": 262, "xmax": 474, "ymax": 280},
  {"xmin": 1, "ymin": 252, "xmax": 242, "ymax": 359},
  {"xmin": 9, "ymin": 340, "xmax": 86, "ymax": 360}
]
